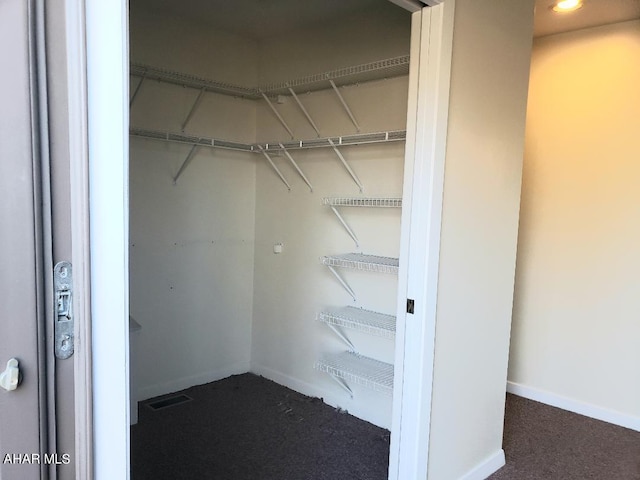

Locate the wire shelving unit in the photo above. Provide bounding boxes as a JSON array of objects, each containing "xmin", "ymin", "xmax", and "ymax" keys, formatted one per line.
[
  {"xmin": 320, "ymin": 253, "xmax": 399, "ymax": 301},
  {"xmin": 321, "ymin": 253, "xmax": 399, "ymax": 274},
  {"xmin": 322, "ymin": 197, "xmax": 402, "ymax": 246},
  {"xmin": 315, "ymin": 351, "xmax": 394, "ymax": 397},
  {"xmin": 318, "ymin": 306, "xmax": 396, "ymax": 339}
]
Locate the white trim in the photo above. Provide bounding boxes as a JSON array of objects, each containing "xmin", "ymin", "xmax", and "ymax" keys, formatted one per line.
[
  {"xmin": 250, "ymin": 364, "xmax": 389, "ymax": 429},
  {"xmin": 85, "ymin": 0, "xmax": 130, "ymax": 478},
  {"xmin": 507, "ymin": 381, "xmax": 640, "ymax": 433},
  {"xmin": 138, "ymin": 362, "xmax": 250, "ymax": 401},
  {"xmin": 458, "ymin": 450, "xmax": 506, "ymax": 480},
  {"xmin": 389, "ymin": 2, "xmax": 455, "ymax": 480}
]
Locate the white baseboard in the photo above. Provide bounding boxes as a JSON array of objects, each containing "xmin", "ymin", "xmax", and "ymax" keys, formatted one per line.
[
  {"xmin": 459, "ymin": 450, "xmax": 506, "ymax": 480},
  {"xmin": 507, "ymin": 381, "xmax": 640, "ymax": 433},
  {"xmin": 137, "ymin": 361, "xmax": 250, "ymax": 401},
  {"xmin": 250, "ymin": 363, "xmax": 390, "ymax": 429}
]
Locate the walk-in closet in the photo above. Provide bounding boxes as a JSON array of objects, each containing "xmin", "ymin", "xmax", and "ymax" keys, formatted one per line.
[{"xmin": 128, "ymin": 0, "xmax": 412, "ymax": 473}]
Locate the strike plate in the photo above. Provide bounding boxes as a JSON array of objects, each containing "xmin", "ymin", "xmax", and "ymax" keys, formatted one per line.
[{"xmin": 54, "ymin": 261, "xmax": 74, "ymax": 359}]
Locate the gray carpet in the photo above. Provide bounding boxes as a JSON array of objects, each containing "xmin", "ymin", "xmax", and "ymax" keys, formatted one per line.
[
  {"xmin": 489, "ymin": 394, "xmax": 640, "ymax": 480},
  {"xmin": 131, "ymin": 373, "xmax": 390, "ymax": 479},
  {"xmin": 131, "ymin": 374, "xmax": 640, "ymax": 479}
]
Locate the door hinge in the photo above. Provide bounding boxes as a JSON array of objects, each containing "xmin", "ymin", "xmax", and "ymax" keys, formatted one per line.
[
  {"xmin": 54, "ymin": 261, "xmax": 74, "ymax": 359},
  {"xmin": 406, "ymin": 298, "xmax": 415, "ymax": 314}
]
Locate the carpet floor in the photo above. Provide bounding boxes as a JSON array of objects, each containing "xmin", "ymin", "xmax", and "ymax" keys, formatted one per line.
[
  {"xmin": 131, "ymin": 373, "xmax": 640, "ymax": 479},
  {"xmin": 131, "ymin": 373, "xmax": 390, "ymax": 480}
]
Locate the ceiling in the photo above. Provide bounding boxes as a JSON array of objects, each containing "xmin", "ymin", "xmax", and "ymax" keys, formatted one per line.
[
  {"xmin": 131, "ymin": 0, "xmax": 399, "ymax": 40},
  {"xmin": 534, "ymin": 0, "xmax": 640, "ymax": 37},
  {"xmin": 132, "ymin": 0, "xmax": 640, "ymax": 40}
]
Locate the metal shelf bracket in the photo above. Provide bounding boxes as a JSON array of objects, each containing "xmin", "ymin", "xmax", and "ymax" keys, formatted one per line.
[
  {"xmin": 328, "ymin": 139, "xmax": 364, "ymax": 192},
  {"xmin": 130, "ymin": 73, "xmax": 146, "ymax": 108},
  {"xmin": 260, "ymin": 90, "xmax": 294, "ymax": 139},
  {"xmin": 181, "ymin": 87, "xmax": 207, "ymax": 131},
  {"xmin": 173, "ymin": 144, "xmax": 200, "ymax": 185},
  {"xmin": 279, "ymin": 144, "xmax": 313, "ymax": 192},
  {"xmin": 325, "ymin": 323, "xmax": 356, "ymax": 352},
  {"xmin": 329, "ymin": 206, "xmax": 359, "ymax": 247},
  {"xmin": 288, "ymin": 87, "xmax": 321, "ymax": 137},
  {"xmin": 258, "ymin": 146, "xmax": 291, "ymax": 191},
  {"xmin": 329, "ymin": 79, "xmax": 361, "ymax": 132},
  {"xmin": 326, "ymin": 265, "xmax": 356, "ymax": 302}
]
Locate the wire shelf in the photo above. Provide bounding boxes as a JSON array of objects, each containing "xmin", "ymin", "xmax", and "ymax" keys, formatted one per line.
[
  {"xmin": 322, "ymin": 197, "xmax": 402, "ymax": 208},
  {"xmin": 315, "ymin": 351, "xmax": 394, "ymax": 394},
  {"xmin": 263, "ymin": 130, "xmax": 406, "ymax": 152},
  {"xmin": 130, "ymin": 63, "xmax": 259, "ymax": 99},
  {"xmin": 321, "ymin": 253, "xmax": 399, "ymax": 274},
  {"xmin": 261, "ymin": 55, "xmax": 410, "ymax": 95},
  {"xmin": 318, "ymin": 307, "xmax": 396, "ymax": 338},
  {"xmin": 130, "ymin": 128, "xmax": 257, "ymax": 152},
  {"xmin": 131, "ymin": 55, "xmax": 409, "ymax": 99}
]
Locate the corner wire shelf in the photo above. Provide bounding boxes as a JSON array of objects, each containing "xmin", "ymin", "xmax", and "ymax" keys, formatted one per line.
[
  {"xmin": 315, "ymin": 351, "xmax": 394, "ymax": 398},
  {"xmin": 319, "ymin": 306, "xmax": 396, "ymax": 340},
  {"xmin": 320, "ymin": 253, "xmax": 399, "ymax": 301},
  {"xmin": 130, "ymin": 63, "xmax": 259, "ymax": 99},
  {"xmin": 130, "ymin": 55, "xmax": 410, "ymax": 99},
  {"xmin": 322, "ymin": 197, "xmax": 402, "ymax": 247},
  {"xmin": 260, "ymin": 55, "xmax": 410, "ymax": 95},
  {"xmin": 130, "ymin": 127, "xmax": 406, "ymax": 190}
]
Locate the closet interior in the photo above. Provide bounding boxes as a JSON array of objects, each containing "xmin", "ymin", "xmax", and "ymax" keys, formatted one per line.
[{"xmin": 128, "ymin": 0, "xmax": 411, "ymax": 431}]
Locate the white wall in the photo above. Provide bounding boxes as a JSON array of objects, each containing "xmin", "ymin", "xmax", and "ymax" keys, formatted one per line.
[
  {"xmin": 427, "ymin": 1, "xmax": 535, "ymax": 478},
  {"xmin": 509, "ymin": 20, "xmax": 640, "ymax": 431},
  {"xmin": 129, "ymin": 11, "xmax": 258, "ymax": 399}
]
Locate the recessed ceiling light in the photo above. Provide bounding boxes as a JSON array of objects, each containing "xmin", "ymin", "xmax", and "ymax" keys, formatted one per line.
[{"xmin": 552, "ymin": 0, "xmax": 583, "ymax": 12}]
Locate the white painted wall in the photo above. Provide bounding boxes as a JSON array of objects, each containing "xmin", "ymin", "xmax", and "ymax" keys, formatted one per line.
[
  {"xmin": 129, "ymin": 11, "xmax": 258, "ymax": 399},
  {"xmin": 426, "ymin": 1, "xmax": 535, "ymax": 478},
  {"xmin": 509, "ymin": 20, "xmax": 640, "ymax": 431},
  {"xmin": 257, "ymin": 5, "xmax": 410, "ymax": 85}
]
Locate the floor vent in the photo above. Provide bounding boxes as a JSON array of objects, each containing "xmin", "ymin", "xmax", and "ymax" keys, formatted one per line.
[{"xmin": 146, "ymin": 394, "xmax": 193, "ymax": 411}]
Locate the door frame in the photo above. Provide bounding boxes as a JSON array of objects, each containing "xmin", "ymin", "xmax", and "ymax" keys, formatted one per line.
[
  {"xmin": 83, "ymin": 0, "xmax": 130, "ymax": 478},
  {"xmin": 389, "ymin": 2, "xmax": 455, "ymax": 479},
  {"xmin": 81, "ymin": 1, "xmax": 454, "ymax": 479}
]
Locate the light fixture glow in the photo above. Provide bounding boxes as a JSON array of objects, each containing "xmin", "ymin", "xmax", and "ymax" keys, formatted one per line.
[{"xmin": 553, "ymin": 0, "xmax": 583, "ymax": 12}]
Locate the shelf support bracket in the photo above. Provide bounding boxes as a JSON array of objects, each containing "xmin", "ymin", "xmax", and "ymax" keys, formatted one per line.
[
  {"xmin": 260, "ymin": 90, "xmax": 295, "ymax": 139},
  {"xmin": 130, "ymin": 73, "xmax": 146, "ymax": 108},
  {"xmin": 288, "ymin": 87, "xmax": 321, "ymax": 137},
  {"xmin": 329, "ymin": 79, "xmax": 360, "ymax": 132},
  {"xmin": 173, "ymin": 144, "xmax": 200, "ymax": 185},
  {"xmin": 258, "ymin": 146, "xmax": 291, "ymax": 191},
  {"xmin": 329, "ymin": 206, "xmax": 359, "ymax": 247},
  {"xmin": 181, "ymin": 87, "xmax": 207, "ymax": 131},
  {"xmin": 279, "ymin": 144, "xmax": 313, "ymax": 192},
  {"xmin": 326, "ymin": 372, "xmax": 353, "ymax": 398},
  {"xmin": 326, "ymin": 265, "xmax": 356, "ymax": 302},
  {"xmin": 326, "ymin": 324, "xmax": 356, "ymax": 352},
  {"xmin": 328, "ymin": 139, "xmax": 364, "ymax": 193}
]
